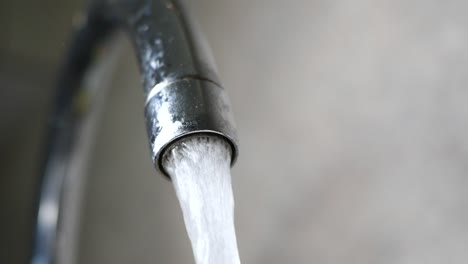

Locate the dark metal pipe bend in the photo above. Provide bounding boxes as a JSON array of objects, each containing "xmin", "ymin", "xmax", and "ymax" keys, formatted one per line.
[{"xmin": 32, "ymin": 1, "xmax": 238, "ymax": 263}]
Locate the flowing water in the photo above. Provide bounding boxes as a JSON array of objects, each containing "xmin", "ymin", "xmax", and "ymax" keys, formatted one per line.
[{"xmin": 163, "ymin": 136, "xmax": 241, "ymax": 264}]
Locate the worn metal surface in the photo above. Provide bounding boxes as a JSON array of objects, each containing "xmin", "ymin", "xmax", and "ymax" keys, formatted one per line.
[{"xmin": 108, "ymin": 0, "xmax": 239, "ymax": 175}]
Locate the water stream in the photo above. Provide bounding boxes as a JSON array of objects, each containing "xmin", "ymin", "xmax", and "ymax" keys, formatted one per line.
[{"xmin": 163, "ymin": 136, "xmax": 241, "ymax": 264}]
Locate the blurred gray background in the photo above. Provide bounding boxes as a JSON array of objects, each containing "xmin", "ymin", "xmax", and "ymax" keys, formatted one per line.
[{"xmin": 1, "ymin": 0, "xmax": 468, "ymax": 263}]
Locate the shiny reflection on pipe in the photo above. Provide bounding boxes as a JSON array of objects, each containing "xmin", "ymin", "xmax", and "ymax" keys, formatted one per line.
[
  {"xmin": 32, "ymin": 0, "xmax": 238, "ymax": 263},
  {"xmin": 38, "ymin": 200, "xmax": 59, "ymax": 232}
]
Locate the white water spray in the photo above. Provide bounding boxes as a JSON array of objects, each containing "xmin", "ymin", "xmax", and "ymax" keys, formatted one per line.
[{"xmin": 163, "ymin": 136, "xmax": 241, "ymax": 264}]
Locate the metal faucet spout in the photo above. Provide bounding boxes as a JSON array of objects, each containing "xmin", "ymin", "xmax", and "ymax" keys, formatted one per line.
[
  {"xmin": 103, "ymin": 0, "xmax": 239, "ymax": 176},
  {"xmin": 32, "ymin": 0, "xmax": 238, "ymax": 263}
]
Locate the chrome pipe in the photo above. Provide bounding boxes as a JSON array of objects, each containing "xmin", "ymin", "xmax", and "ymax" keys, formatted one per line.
[{"xmin": 32, "ymin": 0, "xmax": 238, "ymax": 263}]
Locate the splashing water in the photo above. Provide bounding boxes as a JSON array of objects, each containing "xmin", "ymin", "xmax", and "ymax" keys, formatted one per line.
[{"xmin": 163, "ymin": 136, "xmax": 241, "ymax": 264}]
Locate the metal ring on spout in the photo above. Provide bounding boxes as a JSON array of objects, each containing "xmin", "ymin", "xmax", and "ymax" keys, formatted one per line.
[{"xmin": 144, "ymin": 77, "xmax": 238, "ymax": 178}]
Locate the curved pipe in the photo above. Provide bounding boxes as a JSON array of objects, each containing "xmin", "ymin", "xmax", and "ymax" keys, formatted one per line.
[{"xmin": 31, "ymin": 1, "xmax": 238, "ymax": 263}]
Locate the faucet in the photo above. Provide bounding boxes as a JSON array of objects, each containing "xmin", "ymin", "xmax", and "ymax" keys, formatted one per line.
[{"xmin": 32, "ymin": 0, "xmax": 238, "ymax": 263}]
